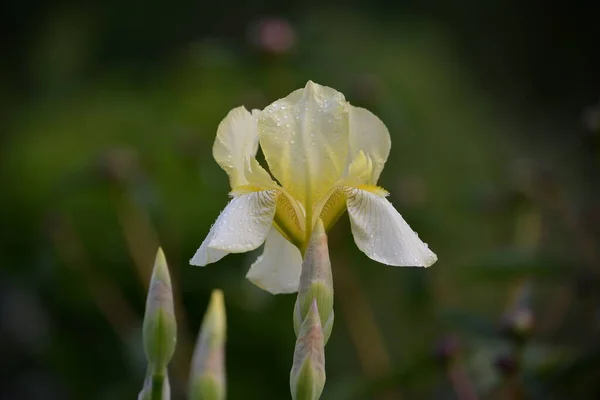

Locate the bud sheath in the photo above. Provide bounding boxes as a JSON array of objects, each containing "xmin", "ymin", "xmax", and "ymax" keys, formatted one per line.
[
  {"xmin": 294, "ymin": 219, "xmax": 334, "ymax": 343},
  {"xmin": 290, "ymin": 300, "xmax": 326, "ymax": 400}
]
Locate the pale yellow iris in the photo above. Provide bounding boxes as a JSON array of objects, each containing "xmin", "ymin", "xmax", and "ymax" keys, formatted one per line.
[{"xmin": 191, "ymin": 81, "xmax": 437, "ymax": 294}]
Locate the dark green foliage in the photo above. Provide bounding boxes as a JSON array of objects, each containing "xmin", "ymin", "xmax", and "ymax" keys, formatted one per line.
[{"xmin": 1, "ymin": 3, "xmax": 599, "ymax": 399}]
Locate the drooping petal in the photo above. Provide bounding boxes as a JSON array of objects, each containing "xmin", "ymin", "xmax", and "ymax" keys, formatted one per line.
[
  {"xmin": 346, "ymin": 106, "xmax": 391, "ymax": 184},
  {"xmin": 190, "ymin": 221, "xmax": 229, "ymax": 266},
  {"xmin": 213, "ymin": 107, "xmax": 274, "ymax": 188},
  {"xmin": 344, "ymin": 187, "xmax": 437, "ymax": 267},
  {"xmin": 190, "ymin": 190, "xmax": 278, "ymax": 266},
  {"xmin": 246, "ymin": 228, "xmax": 303, "ymax": 294},
  {"xmin": 259, "ymin": 81, "xmax": 349, "ymax": 209}
]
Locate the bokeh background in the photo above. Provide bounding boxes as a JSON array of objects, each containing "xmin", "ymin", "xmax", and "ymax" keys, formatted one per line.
[{"xmin": 2, "ymin": 1, "xmax": 600, "ymax": 399}]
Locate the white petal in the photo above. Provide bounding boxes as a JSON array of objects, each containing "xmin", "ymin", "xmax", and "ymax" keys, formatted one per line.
[
  {"xmin": 258, "ymin": 81, "xmax": 349, "ymax": 208},
  {"xmin": 246, "ymin": 228, "xmax": 303, "ymax": 294},
  {"xmin": 190, "ymin": 190, "xmax": 278, "ymax": 266},
  {"xmin": 346, "ymin": 106, "xmax": 391, "ymax": 184},
  {"xmin": 213, "ymin": 107, "xmax": 273, "ymax": 188},
  {"xmin": 190, "ymin": 222, "xmax": 228, "ymax": 266},
  {"xmin": 345, "ymin": 187, "xmax": 437, "ymax": 267}
]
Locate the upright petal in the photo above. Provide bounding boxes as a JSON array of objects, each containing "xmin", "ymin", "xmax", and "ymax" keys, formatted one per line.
[
  {"xmin": 344, "ymin": 187, "xmax": 437, "ymax": 267},
  {"xmin": 259, "ymin": 81, "xmax": 349, "ymax": 209},
  {"xmin": 190, "ymin": 190, "xmax": 278, "ymax": 266},
  {"xmin": 213, "ymin": 107, "xmax": 273, "ymax": 188},
  {"xmin": 347, "ymin": 106, "xmax": 391, "ymax": 184},
  {"xmin": 246, "ymin": 228, "xmax": 303, "ymax": 294}
]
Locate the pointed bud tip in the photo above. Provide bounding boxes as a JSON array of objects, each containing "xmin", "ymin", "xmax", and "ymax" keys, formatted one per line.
[
  {"xmin": 148, "ymin": 247, "xmax": 173, "ymax": 304},
  {"xmin": 303, "ymin": 80, "xmax": 322, "ymax": 100},
  {"xmin": 210, "ymin": 289, "xmax": 224, "ymax": 305},
  {"xmin": 152, "ymin": 247, "xmax": 171, "ymax": 284},
  {"xmin": 155, "ymin": 247, "xmax": 166, "ymax": 264},
  {"xmin": 305, "ymin": 80, "xmax": 317, "ymax": 89},
  {"xmin": 208, "ymin": 289, "xmax": 226, "ymax": 326}
]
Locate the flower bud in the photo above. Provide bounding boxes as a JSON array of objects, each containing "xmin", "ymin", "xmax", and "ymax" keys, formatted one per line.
[
  {"xmin": 189, "ymin": 290, "xmax": 227, "ymax": 400},
  {"xmin": 290, "ymin": 300, "xmax": 326, "ymax": 400},
  {"xmin": 294, "ymin": 219, "xmax": 334, "ymax": 343},
  {"xmin": 143, "ymin": 248, "xmax": 177, "ymax": 373}
]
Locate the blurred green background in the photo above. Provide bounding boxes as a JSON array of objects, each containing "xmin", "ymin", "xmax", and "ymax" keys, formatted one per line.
[{"xmin": 1, "ymin": 1, "xmax": 600, "ymax": 399}]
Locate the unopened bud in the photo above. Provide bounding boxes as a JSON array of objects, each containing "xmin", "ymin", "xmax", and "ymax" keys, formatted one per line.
[
  {"xmin": 290, "ymin": 300, "xmax": 326, "ymax": 400},
  {"xmin": 294, "ymin": 219, "xmax": 334, "ymax": 343},
  {"xmin": 189, "ymin": 290, "xmax": 227, "ymax": 400},
  {"xmin": 143, "ymin": 248, "xmax": 177, "ymax": 372}
]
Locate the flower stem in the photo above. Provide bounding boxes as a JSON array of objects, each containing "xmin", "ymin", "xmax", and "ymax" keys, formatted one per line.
[{"xmin": 151, "ymin": 373, "xmax": 164, "ymax": 400}]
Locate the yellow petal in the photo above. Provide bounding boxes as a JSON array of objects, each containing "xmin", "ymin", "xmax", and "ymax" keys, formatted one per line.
[
  {"xmin": 246, "ymin": 228, "xmax": 303, "ymax": 294},
  {"xmin": 258, "ymin": 81, "xmax": 349, "ymax": 211},
  {"xmin": 272, "ymin": 191, "xmax": 306, "ymax": 249},
  {"xmin": 347, "ymin": 106, "xmax": 391, "ymax": 184},
  {"xmin": 314, "ymin": 150, "xmax": 371, "ymax": 232},
  {"xmin": 344, "ymin": 187, "xmax": 437, "ymax": 267},
  {"xmin": 213, "ymin": 107, "xmax": 274, "ymax": 189},
  {"xmin": 314, "ymin": 186, "xmax": 346, "ymax": 233},
  {"xmin": 346, "ymin": 150, "xmax": 373, "ymax": 186}
]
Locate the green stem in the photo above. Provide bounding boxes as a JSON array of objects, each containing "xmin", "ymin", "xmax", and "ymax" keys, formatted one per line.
[{"xmin": 151, "ymin": 373, "xmax": 164, "ymax": 400}]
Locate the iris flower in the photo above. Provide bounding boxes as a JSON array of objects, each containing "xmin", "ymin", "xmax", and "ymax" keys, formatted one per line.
[{"xmin": 191, "ymin": 81, "xmax": 437, "ymax": 294}]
